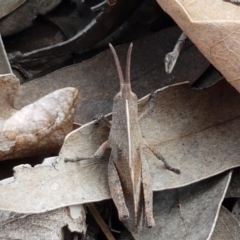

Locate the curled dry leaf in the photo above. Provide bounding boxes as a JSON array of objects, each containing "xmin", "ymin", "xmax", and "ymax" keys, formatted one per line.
[
  {"xmin": 211, "ymin": 206, "xmax": 240, "ymax": 240},
  {"xmin": 156, "ymin": 0, "xmax": 240, "ymax": 92},
  {"xmin": 0, "ymin": 205, "xmax": 86, "ymax": 240},
  {"xmin": 0, "ymin": 81, "xmax": 240, "ymax": 213},
  {"xmin": 131, "ymin": 172, "xmax": 231, "ymax": 240},
  {"xmin": 0, "ymin": 73, "xmax": 78, "ymax": 160}
]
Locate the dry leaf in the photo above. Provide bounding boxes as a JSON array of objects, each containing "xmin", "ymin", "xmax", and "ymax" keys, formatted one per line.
[
  {"xmin": 232, "ymin": 199, "xmax": 240, "ymax": 224},
  {"xmin": 0, "ymin": 73, "xmax": 78, "ymax": 160},
  {"xmin": 0, "ymin": 81, "xmax": 240, "ymax": 213},
  {"xmin": 0, "ymin": 35, "xmax": 79, "ymax": 161},
  {"xmin": 156, "ymin": 0, "xmax": 240, "ymax": 92},
  {"xmin": 0, "ymin": 0, "xmax": 26, "ymax": 19},
  {"xmin": 0, "ymin": 205, "xmax": 86, "ymax": 240},
  {"xmin": 15, "ymin": 27, "xmax": 209, "ymax": 123},
  {"xmin": 131, "ymin": 172, "xmax": 231, "ymax": 240},
  {"xmin": 0, "ymin": 37, "xmax": 12, "ymax": 74},
  {"xmin": 226, "ymin": 168, "xmax": 240, "ymax": 198},
  {"xmin": 211, "ymin": 206, "xmax": 240, "ymax": 240}
]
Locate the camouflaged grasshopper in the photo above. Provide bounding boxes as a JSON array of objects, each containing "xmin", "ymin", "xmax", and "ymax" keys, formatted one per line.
[{"xmin": 67, "ymin": 43, "xmax": 180, "ymax": 232}]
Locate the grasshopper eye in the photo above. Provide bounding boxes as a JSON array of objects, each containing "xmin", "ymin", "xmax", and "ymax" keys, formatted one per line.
[{"xmin": 93, "ymin": 113, "xmax": 104, "ymax": 126}]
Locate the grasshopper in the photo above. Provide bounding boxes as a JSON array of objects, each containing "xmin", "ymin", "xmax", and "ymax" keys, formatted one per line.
[{"xmin": 66, "ymin": 43, "xmax": 180, "ymax": 232}]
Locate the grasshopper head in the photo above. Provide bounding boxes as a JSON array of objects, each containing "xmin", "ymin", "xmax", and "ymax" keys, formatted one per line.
[{"xmin": 109, "ymin": 43, "xmax": 137, "ymax": 102}]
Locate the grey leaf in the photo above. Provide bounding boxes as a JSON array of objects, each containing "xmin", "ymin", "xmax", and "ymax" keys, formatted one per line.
[
  {"xmin": 0, "ymin": 205, "xmax": 86, "ymax": 240},
  {"xmin": 131, "ymin": 172, "xmax": 232, "ymax": 240},
  {"xmin": 211, "ymin": 206, "xmax": 240, "ymax": 240}
]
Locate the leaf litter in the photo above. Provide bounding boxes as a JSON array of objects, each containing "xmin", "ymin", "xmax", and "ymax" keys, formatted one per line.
[
  {"xmin": 14, "ymin": 26, "xmax": 209, "ymax": 124},
  {"xmin": 1, "ymin": 25, "xmax": 240, "ymax": 238},
  {"xmin": 226, "ymin": 168, "xmax": 240, "ymax": 198},
  {"xmin": 132, "ymin": 171, "xmax": 232, "ymax": 240},
  {"xmin": 211, "ymin": 206, "xmax": 240, "ymax": 240},
  {"xmin": 0, "ymin": 35, "xmax": 78, "ymax": 161},
  {"xmin": 0, "ymin": 205, "xmax": 86, "ymax": 240},
  {"xmin": 0, "ymin": 79, "xmax": 239, "ymax": 216},
  {"xmin": 157, "ymin": 0, "xmax": 240, "ymax": 92},
  {"xmin": 0, "ymin": 73, "xmax": 78, "ymax": 161}
]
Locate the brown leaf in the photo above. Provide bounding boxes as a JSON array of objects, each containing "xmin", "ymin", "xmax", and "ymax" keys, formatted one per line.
[
  {"xmin": 0, "ymin": 35, "xmax": 79, "ymax": 161},
  {"xmin": 211, "ymin": 206, "xmax": 240, "ymax": 240},
  {"xmin": 0, "ymin": 73, "xmax": 78, "ymax": 160},
  {"xmin": 15, "ymin": 27, "xmax": 209, "ymax": 124},
  {"xmin": 131, "ymin": 172, "xmax": 231, "ymax": 240},
  {"xmin": 156, "ymin": 0, "xmax": 240, "ymax": 92},
  {"xmin": 0, "ymin": 205, "xmax": 86, "ymax": 240},
  {"xmin": 0, "ymin": 81, "xmax": 240, "ymax": 213}
]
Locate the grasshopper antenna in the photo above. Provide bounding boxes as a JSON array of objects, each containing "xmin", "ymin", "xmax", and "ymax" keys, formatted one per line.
[
  {"xmin": 109, "ymin": 43, "xmax": 124, "ymax": 86},
  {"xmin": 126, "ymin": 43, "xmax": 133, "ymax": 86}
]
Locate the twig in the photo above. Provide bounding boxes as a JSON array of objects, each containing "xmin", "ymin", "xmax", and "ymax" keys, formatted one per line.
[
  {"xmin": 87, "ymin": 203, "xmax": 116, "ymax": 240},
  {"xmin": 91, "ymin": 1, "xmax": 107, "ymax": 12},
  {"xmin": 164, "ymin": 32, "xmax": 187, "ymax": 74}
]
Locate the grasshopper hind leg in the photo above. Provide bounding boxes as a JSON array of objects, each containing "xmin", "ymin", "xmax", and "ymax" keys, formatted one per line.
[
  {"xmin": 141, "ymin": 153, "xmax": 155, "ymax": 228},
  {"xmin": 143, "ymin": 139, "xmax": 180, "ymax": 174},
  {"xmin": 108, "ymin": 160, "xmax": 130, "ymax": 220}
]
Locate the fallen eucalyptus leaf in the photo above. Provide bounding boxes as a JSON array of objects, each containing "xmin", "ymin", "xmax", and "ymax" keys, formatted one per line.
[
  {"xmin": 0, "ymin": 35, "xmax": 79, "ymax": 161},
  {"xmin": 0, "ymin": 0, "xmax": 26, "ymax": 21},
  {"xmin": 15, "ymin": 27, "xmax": 209, "ymax": 123},
  {"xmin": 0, "ymin": 205, "xmax": 86, "ymax": 240},
  {"xmin": 0, "ymin": 74, "xmax": 78, "ymax": 160},
  {"xmin": 211, "ymin": 206, "xmax": 240, "ymax": 240},
  {"xmin": 156, "ymin": 0, "xmax": 240, "ymax": 92},
  {"xmin": 0, "ymin": 155, "xmax": 53, "ymax": 181},
  {"xmin": 131, "ymin": 172, "xmax": 231, "ymax": 240},
  {"xmin": 0, "ymin": 81, "xmax": 240, "ymax": 213}
]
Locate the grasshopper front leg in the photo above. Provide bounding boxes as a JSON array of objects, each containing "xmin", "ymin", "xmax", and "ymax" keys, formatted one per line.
[
  {"xmin": 65, "ymin": 140, "xmax": 110, "ymax": 162},
  {"xmin": 65, "ymin": 113, "xmax": 112, "ymax": 162}
]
